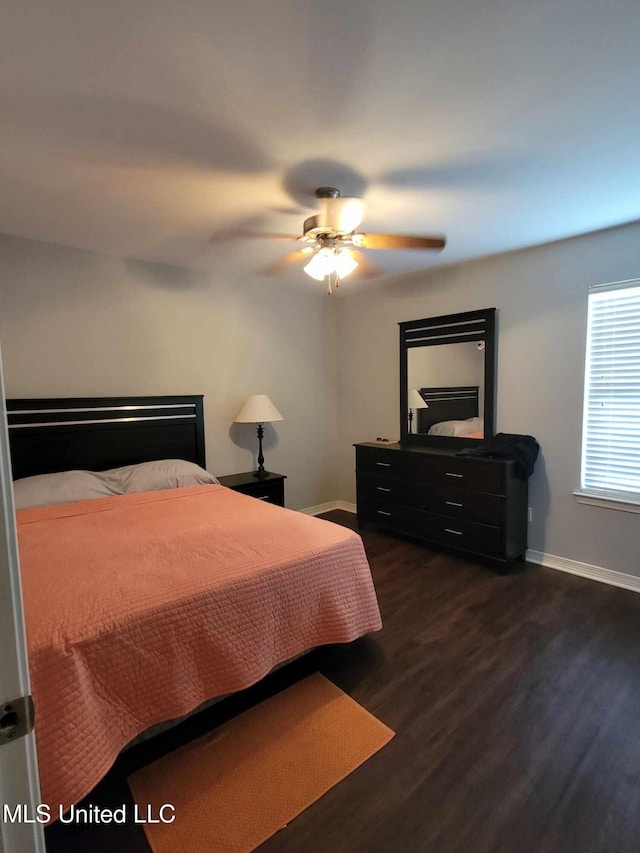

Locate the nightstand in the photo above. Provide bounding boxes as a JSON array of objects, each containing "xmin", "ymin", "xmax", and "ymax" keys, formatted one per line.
[{"xmin": 217, "ymin": 472, "xmax": 286, "ymax": 507}]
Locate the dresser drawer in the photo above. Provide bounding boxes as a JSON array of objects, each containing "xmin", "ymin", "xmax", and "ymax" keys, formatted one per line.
[
  {"xmin": 358, "ymin": 497, "xmax": 502, "ymax": 557},
  {"xmin": 356, "ymin": 445, "xmax": 505, "ymax": 494},
  {"xmin": 357, "ymin": 496, "xmax": 413, "ymax": 532},
  {"xmin": 409, "ymin": 482, "xmax": 504, "ymax": 525},
  {"xmin": 356, "ymin": 445, "xmax": 410, "ymax": 478},
  {"xmin": 357, "ymin": 471, "xmax": 406, "ymax": 504},
  {"xmin": 412, "ymin": 511, "xmax": 502, "ymax": 557},
  {"xmin": 358, "ymin": 472, "xmax": 504, "ymax": 525},
  {"xmin": 240, "ymin": 481, "xmax": 284, "ymax": 505},
  {"xmin": 410, "ymin": 454, "xmax": 505, "ymax": 495}
]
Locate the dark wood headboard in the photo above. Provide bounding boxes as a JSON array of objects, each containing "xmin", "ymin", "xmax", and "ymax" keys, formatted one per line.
[
  {"xmin": 6, "ymin": 395, "xmax": 205, "ymax": 480},
  {"xmin": 416, "ymin": 386, "xmax": 479, "ymax": 433}
]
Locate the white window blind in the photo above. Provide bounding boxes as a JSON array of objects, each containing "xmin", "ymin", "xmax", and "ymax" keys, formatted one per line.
[{"xmin": 581, "ymin": 279, "xmax": 640, "ymax": 501}]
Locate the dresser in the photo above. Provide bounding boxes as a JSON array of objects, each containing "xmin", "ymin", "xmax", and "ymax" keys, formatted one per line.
[{"xmin": 355, "ymin": 443, "xmax": 528, "ymax": 568}]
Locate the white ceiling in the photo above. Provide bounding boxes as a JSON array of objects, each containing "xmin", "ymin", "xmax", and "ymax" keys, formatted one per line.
[{"xmin": 2, "ymin": 0, "xmax": 640, "ymax": 283}]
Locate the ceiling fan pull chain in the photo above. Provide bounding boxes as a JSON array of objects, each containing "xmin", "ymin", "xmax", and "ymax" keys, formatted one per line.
[
  {"xmin": 327, "ymin": 276, "xmax": 332, "ymax": 295},
  {"xmin": 335, "ymin": 271, "xmax": 340, "ymax": 289}
]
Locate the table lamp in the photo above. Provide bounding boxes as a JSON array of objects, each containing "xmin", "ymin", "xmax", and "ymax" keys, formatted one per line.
[
  {"xmin": 234, "ymin": 394, "xmax": 283, "ymax": 477},
  {"xmin": 408, "ymin": 389, "xmax": 428, "ymax": 434}
]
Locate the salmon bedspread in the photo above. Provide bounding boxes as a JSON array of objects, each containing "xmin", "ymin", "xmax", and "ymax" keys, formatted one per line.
[{"xmin": 17, "ymin": 485, "xmax": 382, "ymax": 814}]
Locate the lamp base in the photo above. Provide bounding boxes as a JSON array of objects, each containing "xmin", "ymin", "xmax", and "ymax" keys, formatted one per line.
[{"xmin": 255, "ymin": 423, "xmax": 266, "ymax": 477}]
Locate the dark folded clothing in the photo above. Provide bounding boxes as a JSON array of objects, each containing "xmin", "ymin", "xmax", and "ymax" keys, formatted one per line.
[{"xmin": 456, "ymin": 433, "xmax": 540, "ymax": 480}]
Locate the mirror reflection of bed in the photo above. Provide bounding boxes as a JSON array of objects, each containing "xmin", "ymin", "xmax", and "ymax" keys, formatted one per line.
[
  {"xmin": 408, "ymin": 386, "xmax": 484, "ymax": 438},
  {"xmin": 407, "ymin": 340, "xmax": 485, "ymax": 438}
]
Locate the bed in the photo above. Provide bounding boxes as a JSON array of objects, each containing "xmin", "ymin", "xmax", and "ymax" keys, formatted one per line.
[
  {"xmin": 7, "ymin": 395, "xmax": 382, "ymax": 816},
  {"xmin": 416, "ymin": 386, "xmax": 483, "ymax": 438}
]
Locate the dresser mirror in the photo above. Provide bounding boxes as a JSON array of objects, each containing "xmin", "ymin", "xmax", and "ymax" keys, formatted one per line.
[{"xmin": 399, "ymin": 308, "xmax": 496, "ymax": 447}]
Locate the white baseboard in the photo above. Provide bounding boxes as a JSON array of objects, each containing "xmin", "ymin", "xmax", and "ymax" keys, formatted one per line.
[
  {"xmin": 299, "ymin": 500, "xmax": 357, "ymax": 517},
  {"xmin": 527, "ymin": 549, "xmax": 640, "ymax": 594}
]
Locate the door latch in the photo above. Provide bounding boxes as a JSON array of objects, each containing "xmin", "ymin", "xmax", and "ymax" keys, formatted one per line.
[{"xmin": 0, "ymin": 695, "xmax": 34, "ymax": 745}]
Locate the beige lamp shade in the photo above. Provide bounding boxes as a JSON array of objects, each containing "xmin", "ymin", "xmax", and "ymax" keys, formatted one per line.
[
  {"xmin": 234, "ymin": 394, "xmax": 284, "ymax": 424},
  {"xmin": 408, "ymin": 389, "xmax": 429, "ymax": 409}
]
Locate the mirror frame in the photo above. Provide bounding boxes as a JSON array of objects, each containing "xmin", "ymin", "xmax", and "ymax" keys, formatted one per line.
[{"xmin": 399, "ymin": 307, "xmax": 497, "ymax": 448}]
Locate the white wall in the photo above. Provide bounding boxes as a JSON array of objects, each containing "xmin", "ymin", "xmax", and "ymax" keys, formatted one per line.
[
  {"xmin": 0, "ymin": 234, "xmax": 339, "ymax": 510},
  {"xmin": 336, "ymin": 220, "xmax": 640, "ymax": 576}
]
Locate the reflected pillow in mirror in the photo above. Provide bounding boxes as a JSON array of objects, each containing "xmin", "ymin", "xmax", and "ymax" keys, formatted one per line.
[{"xmin": 428, "ymin": 417, "xmax": 484, "ymax": 437}]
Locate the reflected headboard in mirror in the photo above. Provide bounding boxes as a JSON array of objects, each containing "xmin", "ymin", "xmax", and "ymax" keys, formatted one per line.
[{"xmin": 400, "ymin": 308, "xmax": 496, "ymax": 447}]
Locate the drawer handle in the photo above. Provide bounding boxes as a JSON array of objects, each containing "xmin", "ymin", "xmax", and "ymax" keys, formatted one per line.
[
  {"xmin": 445, "ymin": 472, "xmax": 464, "ymax": 478},
  {"xmin": 377, "ymin": 510, "xmax": 392, "ymax": 516},
  {"xmin": 376, "ymin": 487, "xmax": 391, "ymax": 492},
  {"xmin": 376, "ymin": 462, "xmax": 391, "ymax": 467},
  {"xmin": 445, "ymin": 528, "xmax": 463, "ymax": 536},
  {"xmin": 445, "ymin": 501, "xmax": 463, "ymax": 507}
]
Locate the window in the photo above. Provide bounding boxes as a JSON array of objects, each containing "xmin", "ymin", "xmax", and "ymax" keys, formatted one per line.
[{"xmin": 578, "ymin": 279, "xmax": 640, "ymax": 509}]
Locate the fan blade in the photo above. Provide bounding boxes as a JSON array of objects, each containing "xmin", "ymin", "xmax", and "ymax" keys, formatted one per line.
[
  {"xmin": 270, "ymin": 205, "xmax": 307, "ymax": 216},
  {"xmin": 210, "ymin": 229, "xmax": 297, "ymax": 243},
  {"xmin": 379, "ymin": 153, "xmax": 535, "ymax": 190},
  {"xmin": 350, "ymin": 250, "xmax": 384, "ymax": 279},
  {"xmin": 247, "ymin": 232, "xmax": 300, "ymax": 240},
  {"xmin": 358, "ymin": 233, "xmax": 446, "ymax": 251},
  {"xmin": 209, "ymin": 214, "xmax": 299, "ymax": 244},
  {"xmin": 261, "ymin": 248, "xmax": 313, "ymax": 277}
]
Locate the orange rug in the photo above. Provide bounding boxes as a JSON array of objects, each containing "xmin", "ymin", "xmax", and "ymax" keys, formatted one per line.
[{"xmin": 128, "ymin": 673, "xmax": 394, "ymax": 853}]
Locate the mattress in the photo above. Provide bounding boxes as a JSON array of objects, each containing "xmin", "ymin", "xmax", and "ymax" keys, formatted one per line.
[{"xmin": 17, "ymin": 485, "xmax": 382, "ymax": 815}]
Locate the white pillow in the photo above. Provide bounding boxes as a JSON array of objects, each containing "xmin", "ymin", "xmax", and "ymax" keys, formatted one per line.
[
  {"xmin": 13, "ymin": 470, "xmax": 121, "ymax": 510},
  {"xmin": 461, "ymin": 416, "xmax": 483, "ymax": 435},
  {"xmin": 428, "ymin": 417, "xmax": 484, "ymax": 437},
  {"xmin": 13, "ymin": 459, "xmax": 219, "ymax": 509},
  {"xmin": 101, "ymin": 459, "xmax": 219, "ymax": 495}
]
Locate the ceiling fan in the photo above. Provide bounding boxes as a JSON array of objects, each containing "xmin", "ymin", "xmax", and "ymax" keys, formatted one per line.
[{"xmin": 277, "ymin": 187, "xmax": 446, "ymax": 293}]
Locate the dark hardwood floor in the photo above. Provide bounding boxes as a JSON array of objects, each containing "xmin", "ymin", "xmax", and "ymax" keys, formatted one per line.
[{"xmin": 46, "ymin": 511, "xmax": 640, "ymax": 853}]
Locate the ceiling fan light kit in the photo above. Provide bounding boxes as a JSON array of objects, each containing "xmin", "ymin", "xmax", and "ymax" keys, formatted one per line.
[
  {"xmin": 303, "ymin": 247, "xmax": 359, "ymax": 283},
  {"xmin": 284, "ymin": 186, "xmax": 446, "ymax": 293}
]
